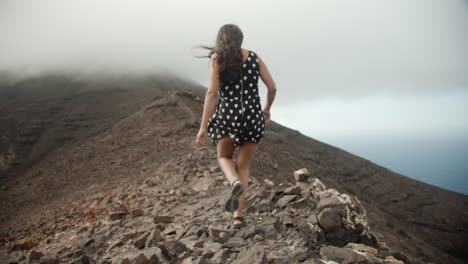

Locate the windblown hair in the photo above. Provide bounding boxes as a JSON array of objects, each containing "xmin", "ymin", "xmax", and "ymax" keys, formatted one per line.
[{"xmin": 193, "ymin": 24, "xmax": 244, "ymax": 84}]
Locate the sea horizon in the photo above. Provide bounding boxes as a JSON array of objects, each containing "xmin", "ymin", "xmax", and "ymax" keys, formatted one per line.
[{"xmin": 314, "ymin": 132, "xmax": 468, "ymax": 196}]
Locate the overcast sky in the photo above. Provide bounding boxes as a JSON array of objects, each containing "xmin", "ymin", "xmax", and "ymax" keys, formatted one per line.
[{"xmin": 1, "ymin": 0, "xmax": 467, "ymax": 140}]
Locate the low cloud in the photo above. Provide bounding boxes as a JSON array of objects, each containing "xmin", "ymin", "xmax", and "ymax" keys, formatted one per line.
[{"xmin": 0, "ymin": 0, "xmax": 466, "ymax": 105}]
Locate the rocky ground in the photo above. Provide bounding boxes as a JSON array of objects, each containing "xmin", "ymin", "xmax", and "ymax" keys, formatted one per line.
[
  {"xmin": 0, "ymin": 161, "xmax": 414, "ymax": 264},
  {"xmin": 1, "ymin": 74, "xmax": 466, "ymax": 264}
]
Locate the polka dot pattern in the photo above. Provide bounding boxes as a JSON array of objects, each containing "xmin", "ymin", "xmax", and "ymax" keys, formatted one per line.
[{"xmin": 207, "ymin": 50, "xmax": 265, "ymax": 147}]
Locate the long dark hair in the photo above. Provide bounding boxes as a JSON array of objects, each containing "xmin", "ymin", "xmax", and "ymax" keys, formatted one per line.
[{"xmin": 192, "ymin": 24, "xmax": 244, "ymax": 83}]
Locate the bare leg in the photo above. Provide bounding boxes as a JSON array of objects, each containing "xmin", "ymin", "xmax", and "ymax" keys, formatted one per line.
[
  {"xmin": 233, "ymin": 141, "xmax": 258, "ymax": 224},
  {"xmin": 216, "ymin": 137, "xmax": 239, "ymax": 185}
]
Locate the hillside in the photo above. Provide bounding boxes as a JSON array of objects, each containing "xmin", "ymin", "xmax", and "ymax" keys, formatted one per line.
[{"xmin": 0, "ymin": 73, "xmax": 467, "ymax": 264}]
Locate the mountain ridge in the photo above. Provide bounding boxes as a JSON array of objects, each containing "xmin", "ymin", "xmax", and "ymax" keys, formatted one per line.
[{"xmin": 0, "ymin": 73, "xmax": 466, "ymax": 263}]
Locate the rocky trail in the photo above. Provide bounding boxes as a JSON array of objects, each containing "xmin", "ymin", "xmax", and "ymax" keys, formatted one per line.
[
  {"xmin": 0, "ymin": 153, "xmax": 412, "ymax": 264},
  {"xmin": 1, "ymin": 75, "xmax": 466, "ymax": 264}
]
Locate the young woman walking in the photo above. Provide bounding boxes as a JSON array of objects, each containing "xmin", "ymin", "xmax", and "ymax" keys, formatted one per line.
[{"xmin": 195, "ymin": 24, "xmax": 277, "ymax": 229}]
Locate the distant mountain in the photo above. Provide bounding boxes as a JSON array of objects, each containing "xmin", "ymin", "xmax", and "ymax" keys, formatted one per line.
[{"xmin": 0, "ymin": 72, "xmax": 466, "ymax": 263}]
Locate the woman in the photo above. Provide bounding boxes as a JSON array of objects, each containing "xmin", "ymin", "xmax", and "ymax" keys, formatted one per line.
[{"xmin": 194, "ymin": 24, "xmax": 277, "ymax": 229}]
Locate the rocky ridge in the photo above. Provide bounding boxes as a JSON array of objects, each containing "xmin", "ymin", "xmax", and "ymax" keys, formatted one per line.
[
  {"xmin": 1, "ymin": 77, "xmax": 464, "ymax": 264},
  {"xmin": 1, "ymin": 155, "xmax": 416, "ymax": 264}
]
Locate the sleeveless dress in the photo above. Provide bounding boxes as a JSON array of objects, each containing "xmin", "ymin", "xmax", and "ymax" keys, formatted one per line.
[{"xmin": 207, "ymin": 50, "xmax": 265, "ymax": 147}]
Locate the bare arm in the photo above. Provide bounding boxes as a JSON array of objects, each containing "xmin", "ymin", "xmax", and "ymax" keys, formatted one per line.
[
  {"xmin": 200, "ymin": 53, "xmax": 220, "ymax": 129},
  {"xmin": 257, "ymin": 54, "xmax": 277, "ymax": 112}
]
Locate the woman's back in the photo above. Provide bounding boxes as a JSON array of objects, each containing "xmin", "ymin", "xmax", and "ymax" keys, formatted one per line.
[
  {"xmin": 195, "ymin": 24, "xmax": 277, "ymax": 229},
  {"xmin": 208, "ymin": 49, "xmax": 265, "ymax": 146}
]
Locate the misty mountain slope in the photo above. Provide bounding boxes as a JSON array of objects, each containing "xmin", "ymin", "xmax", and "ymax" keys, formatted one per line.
[
  {"xmin": 0, "ymin": 87, "xmax": 414, "ymax": 263},
  {"xmin": 0, "ymin": 88, "xmax": 199, "ymax": 226},
  {"xmin": 0, "ymin": 73, "xmax": 204, "ymax": 180},
  {"xmin": 0, "ymin": 74, "xmax": 466, "ymax": 264}
]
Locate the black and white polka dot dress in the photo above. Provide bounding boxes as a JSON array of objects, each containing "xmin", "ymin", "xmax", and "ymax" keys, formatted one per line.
[{"xmin": 207, "ymin": 50, "xmax": 265, "ymax": 147}]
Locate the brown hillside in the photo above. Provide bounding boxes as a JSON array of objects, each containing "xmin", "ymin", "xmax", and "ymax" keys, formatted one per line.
[{"xmin": 0, "ymin": 73, "xmax": 466, "ymax": 264}]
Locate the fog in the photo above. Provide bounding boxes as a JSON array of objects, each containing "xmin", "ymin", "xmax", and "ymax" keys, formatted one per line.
[
  {"xmin": 1, "ymin": 0, "xmax": 467, "ymax": 193},
  {"xmin": 1, "ymin": 0, "xmax": 466, "ymax": 104}
]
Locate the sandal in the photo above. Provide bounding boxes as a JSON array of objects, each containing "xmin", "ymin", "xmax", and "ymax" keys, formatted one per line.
[
  {"xmin": 232, "ymin": 216, "xmax": 246, "ymax": 229},
  {"xmin": 225, "ymin": 179, "xmax": 244, "ymax": 213}
]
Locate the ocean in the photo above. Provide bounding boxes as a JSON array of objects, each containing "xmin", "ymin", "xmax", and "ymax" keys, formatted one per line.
[{"xmin": 321, "ymin": 133, "xmax": 468, "ymax": 195}]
